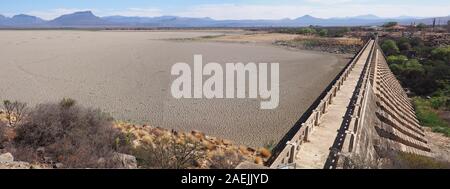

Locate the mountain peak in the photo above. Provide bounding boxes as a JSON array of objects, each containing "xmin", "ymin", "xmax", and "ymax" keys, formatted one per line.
[
  {"xmin": 73, "ymin": 11, "xmax": 95, "ymax": 15},
  {"xmin": 300, "ymin": 15, "xmax": 315, "ymax": 18},
  {"xmin": 294, "ymin": 15, "xmax": 320, "ymax": 21},
  {"xmin": 10, "ymin": 14, "xmax": 45, "ymax": 24},
  {"xmin": 57, "ymin": 11, "xmax": 98, "ymax": 19},
  {"xmin": 354, "ymin": 14, "xmax": 380, "ymax": 19},
  {"xmin": 50, "ymin": 10, "xmax": 106, "ymax": 26},
  {"xmin": 12, "ymin": 14, "xmax": 37, "ymax": 18}
]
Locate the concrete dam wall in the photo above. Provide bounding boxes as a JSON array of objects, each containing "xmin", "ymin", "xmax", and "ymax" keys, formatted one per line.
[{"xmin": 265, "ymin": 37, "xmax": 431, "ymax": 169}]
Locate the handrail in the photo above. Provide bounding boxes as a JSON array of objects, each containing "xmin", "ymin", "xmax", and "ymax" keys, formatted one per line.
[{"xmin": 324, "ymin": 39, "xmax": 376, "ymax": 169}]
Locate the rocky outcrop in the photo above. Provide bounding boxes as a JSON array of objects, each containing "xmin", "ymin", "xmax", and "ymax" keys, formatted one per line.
[
  {"xmin": 112, "ymin": 153, "xmax": 137, "ymax": 169},
  {"xmin": 0, "ymin": 152, "xmax": 49, "ymax": 169},
  {"xmin": 0, "ymin": 152, "xmax": 13, "ymax": 162}
]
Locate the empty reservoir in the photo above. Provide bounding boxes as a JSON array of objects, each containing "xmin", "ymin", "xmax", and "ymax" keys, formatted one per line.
[{"xmin": 0, "ymin": 30, "xmax": 350, "ymax": 147}]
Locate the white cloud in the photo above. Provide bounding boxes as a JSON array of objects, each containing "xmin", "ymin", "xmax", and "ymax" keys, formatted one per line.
[
  {"xmin": 98, "ymin": 8, "xmax": 162, "ymax": 17},
  {"xmin": 174, "ymin": 3, "xmax": 450, "ymax": 19},
  {"xmin": 175, "ymin": 4, "xmax": 313, "ymax": 20},
  {"xmin": 304, "ymin": 0, "xmax": 355, "ymax": 5}
]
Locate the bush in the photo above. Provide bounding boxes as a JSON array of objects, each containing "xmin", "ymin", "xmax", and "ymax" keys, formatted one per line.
[
  {"xmin": 327, "ymin": 28, "xmax": 350, "ymax": 37},
  {"xmin": 133, "ymin": 137, "xmax": 205, "ymax": 169},
  {"xmin": 410, "ymin": 37, "xmax": 424, "ymax": 47},
  {"xmin": 298, "ymin": 27, "xmax": 316, "ymax": 35},
  {"xmin": 390, "ymin": 59, "xmax": 424, "ymax": 80},
  {"xmin": 397, "ymin": 38, "xmax": 412, "ymax": 52},
  {"xmin": 414, "ymin": 98, "xmax": 450, "ymax": 137},
  {"xmin": 387, "ymin": 55, "xmax": 408, "ymax": 65},
  {"xmin": 2, "ymin": 100, "xmax": 27, "ymax": 126},
  {"xmin": 429, "ymin": 97, "xmax": 447, "ymax": 109},
  {"xmin": 381, "ymin": 40, "xmax": 400, "ymax": 56},
  {"xmin": 318, "ymin": 29, "xmax": 328, "ymax": 37},
  {"xmin": 13, "ymin": 98, "xmax": 123, "ymax": 168},
  {"xmin": 431, "ymin": 46, "xmax": 450, "ymax": 62}
]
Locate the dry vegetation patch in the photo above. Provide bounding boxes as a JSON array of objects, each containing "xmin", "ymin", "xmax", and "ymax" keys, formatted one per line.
[
  {"xmin": 275, "ymin": 36, "xmax": 363, "ymax": 54},
  {"xmin": 114, "ymin": 121, "xmax": 271, "ymax": 168}
]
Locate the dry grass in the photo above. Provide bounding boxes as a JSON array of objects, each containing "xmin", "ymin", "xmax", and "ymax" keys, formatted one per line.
[
  {"xmin": 114, "ymin": 122, "xmax": 272, "ymax": 168},
  {"xmin": 394, "ymin": 152, "xmax": 450, "ymax": 169}
]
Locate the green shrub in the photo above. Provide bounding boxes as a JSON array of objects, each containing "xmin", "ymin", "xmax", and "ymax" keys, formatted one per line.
[
  {"xmin": 414, "ymin": 98, "xmax": 450, "ymax": 137},
  {"xmin": 318, "ymin": 29, "xmax": 328, "ymax": 37},
  {"xmin": 396, "ymin": 37, "xmax": 412, "ymax": 52},
  {"xmin": 381, "ymin": 40, "xmax": 400, "ymax": 56},
  {"xmin": 298, "ymin": 28, "xmax": 316, "ymax": 35},
  {"xmin": 387, "ymin": 55, "xmax": 408, "ymax": 64},
  {"xmin": 431, "ymin": 46, "xmax": 450, "ymax": 62},
  {"xmin": 429, "ymin": 97, "xmax": 447, "ymax": 109}
]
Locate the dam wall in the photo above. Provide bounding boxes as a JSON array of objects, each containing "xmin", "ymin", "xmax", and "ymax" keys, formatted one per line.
[{"xmin": 267, "ymin": 37, "xmax": 431, "ymax": 169}]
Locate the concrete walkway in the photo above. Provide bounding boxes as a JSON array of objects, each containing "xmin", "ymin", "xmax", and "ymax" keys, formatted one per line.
[{"xmin": 295, "ymin": 40, "xmax": 374, "ymax": 169}]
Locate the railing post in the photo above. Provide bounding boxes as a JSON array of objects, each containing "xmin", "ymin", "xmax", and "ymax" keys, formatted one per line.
[
  {"xmin": 314, "ymin": 110, "xmax": 320, "ymax": 126},
  {"xmin": 322, "ymin": 100, "xmax": 327, "ymax": 113},
  {"xmin": 286, "ymin": 141, "xmax": 297, "ymax": 163},
  {"xmin": 303, "ymin": 124, "xmax": 310, "ymax": 142}
]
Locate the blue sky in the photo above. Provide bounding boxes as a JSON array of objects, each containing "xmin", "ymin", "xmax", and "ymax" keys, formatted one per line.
[{"xmin": 1, "ymin": 0, "xmax": 449, "ymax": 20}]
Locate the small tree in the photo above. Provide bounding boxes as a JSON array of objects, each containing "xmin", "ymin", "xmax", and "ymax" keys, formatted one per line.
[
  {"xmin": 381, "ymin": 40, "xmax": 400, "ymax": 56},
  {"xmin": 431, "ymin": 46, "xmax": 450, "ymax": 62},
  {"xmin": 397, "ymin": 37, "xmax": 412, "ymax": 52}
]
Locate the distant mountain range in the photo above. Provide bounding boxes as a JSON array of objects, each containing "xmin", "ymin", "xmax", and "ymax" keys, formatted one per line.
[{"xmin": 0, "ymin": 11, "xmax": 449, "ymax": 28}]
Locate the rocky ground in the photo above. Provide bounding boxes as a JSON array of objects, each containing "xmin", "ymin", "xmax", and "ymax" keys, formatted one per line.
[
  {"xmin": 425, "ymin": 127, "xmax": 450, "ymax": 163},
  {"xmin": 0, "ymin": 152, "xmax": 49, "ymax": 169},
  {"xmin": 114, "ymin": 121, "xmax": 271, "ymax": 168}
]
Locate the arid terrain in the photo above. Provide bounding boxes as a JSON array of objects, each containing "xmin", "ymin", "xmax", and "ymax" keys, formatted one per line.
[{"xmin": 0, "ymin": 30, "xmax": 351, "ymax": 147}]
